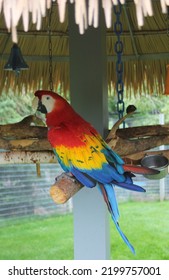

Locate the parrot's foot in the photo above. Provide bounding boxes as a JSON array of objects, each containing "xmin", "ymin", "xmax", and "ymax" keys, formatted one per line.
[
  {"xmin": 66, "ymin": 172, "xmax": 74, "ymax": 178},
  {"xmin": 55, "ymin": 172, "xmax": 76, "ymax": 183}
]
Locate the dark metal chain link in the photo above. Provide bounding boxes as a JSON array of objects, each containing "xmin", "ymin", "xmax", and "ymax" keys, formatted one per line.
[
  {"xmin": 114, "ymin": 2, "xmax": 125, "ymax": 126},
  {"xmin": 48, "ymin": 6, "xmax": 53, "ymax": 91}
]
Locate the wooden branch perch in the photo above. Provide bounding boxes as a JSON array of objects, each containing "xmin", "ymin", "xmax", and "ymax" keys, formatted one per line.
[
  {"xmin": 1, "ymin": 113, "xmax": 169, "ymax": 204},
  {"xmin": 50, "ymin": 173, "xmax": 83, "ymax": 204}
]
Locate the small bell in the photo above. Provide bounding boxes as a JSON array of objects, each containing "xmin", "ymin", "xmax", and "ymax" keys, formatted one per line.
[
  {"xmin": 164, "ymin": 64, "xmax": 169, "ymax": 95},
  {"xmin": 4, "ymin": 43, "xmax": 29, "ymax": 75}
]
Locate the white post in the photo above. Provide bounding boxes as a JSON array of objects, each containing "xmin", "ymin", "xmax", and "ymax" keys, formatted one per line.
[{"xmin": 69, "ymin": 3, "xmax": 110, "ymax": 260}]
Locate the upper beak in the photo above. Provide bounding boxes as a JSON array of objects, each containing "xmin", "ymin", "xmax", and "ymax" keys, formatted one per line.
[{"xmin": 37, "ymin": 100, "xmax": 47, "ymax": 114}]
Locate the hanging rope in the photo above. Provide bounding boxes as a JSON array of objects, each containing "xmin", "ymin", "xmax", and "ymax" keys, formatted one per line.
[
  {"xmin": 114, "ymin": 1, "xmax": 125, "ymax": 127},
  {"xmin": 48, "ymin": 5, "xmax": 53, "ymax": 91}
]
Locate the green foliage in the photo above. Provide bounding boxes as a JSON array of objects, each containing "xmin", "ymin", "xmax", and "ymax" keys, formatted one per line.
[
  {"xmin": 1, "ymin": 90, "xmax": 169, "ymax": 126},
  {"xmin": 109, "ymin": 94, "xmax": 169, "ymax": 126},
  {"xmin": 0, "ymin": 91, "xmax": 35, "ymax": 124}
]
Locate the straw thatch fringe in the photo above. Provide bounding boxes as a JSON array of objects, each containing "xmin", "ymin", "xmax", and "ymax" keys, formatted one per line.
[
  {"xmin": 0, "ymin": 1, "xmax": 168, "ymax": 97},
  {"xmin": 0, "ymin": 61, "xmax": 70, "ymax": 97},
  {"xmin": 108, "ymin": 59, "xmax": 169, "ymax": 97},
  {"xmin": 0, "ymin": 58, "xmax": 168, "ymax": 97}
]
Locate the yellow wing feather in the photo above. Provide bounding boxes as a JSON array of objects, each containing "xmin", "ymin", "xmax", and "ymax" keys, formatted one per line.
[{"xmin": 55, "ymin": 134, "xmax": 107, "ymax": 170}]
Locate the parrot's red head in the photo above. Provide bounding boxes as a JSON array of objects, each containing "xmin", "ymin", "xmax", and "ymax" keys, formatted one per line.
[
  {"xmin": 35, "ymin": 90, "xmax": 62, "ymax": 114},
  {"xmin": 34, "ymin": 90, "xmax": 78, "ymax": 127}
]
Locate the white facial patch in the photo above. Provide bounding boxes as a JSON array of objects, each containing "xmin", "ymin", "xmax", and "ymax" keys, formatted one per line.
[{"xmin": 41, "ymin": 95, "xmax": 55, "ymax": 113}]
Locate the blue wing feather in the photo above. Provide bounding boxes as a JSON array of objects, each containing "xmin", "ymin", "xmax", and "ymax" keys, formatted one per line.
[
  {"xmin": 71, "ymin": 166, "xmax": 96, "ymax": 188},
  {"xmin": 86, "ymin": 164, "xmax": 125, "ymax": 184}
]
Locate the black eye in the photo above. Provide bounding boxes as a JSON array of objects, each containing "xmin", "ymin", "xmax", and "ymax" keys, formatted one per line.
[{"xmin": 46, "ymin": 96, "xmax": 50, "ymax": 100}]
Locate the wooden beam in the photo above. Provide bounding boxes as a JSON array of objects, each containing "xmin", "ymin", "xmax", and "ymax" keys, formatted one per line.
[
  {"xmin": 1, "ymin": 52, "xmax": 168, "ymax": 63},
  {"xmin": 0, "ymin": 54, "xmax": 69, "ymax": 62},
  {"xmin": 0, "ymin": 28, "xmax": 167, "ymax": 38},
  {"xmin": 0, "ymin": 151, "xmax": 56, "ymax": 164},
  {"xmin": 0, "ymin": 138, "xmax": 51, "ymax": 151},
  {"xmin": 0, "ymin": 29, "xmax": 69, "ymax": 37},
  {"xmin": 108, "ymin": 53, "xmax": 169, "ymax": 62}
]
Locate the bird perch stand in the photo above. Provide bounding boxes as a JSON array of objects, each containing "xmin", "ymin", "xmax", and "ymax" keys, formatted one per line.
[{"xmin": 1, "ymin": 111, "xmax": 169, "ymax": 204}]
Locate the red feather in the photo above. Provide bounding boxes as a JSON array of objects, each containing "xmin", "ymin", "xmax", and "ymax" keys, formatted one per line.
[{"xmin": 123, "ymin": 164, "xmax": 159, "ymax": 175}]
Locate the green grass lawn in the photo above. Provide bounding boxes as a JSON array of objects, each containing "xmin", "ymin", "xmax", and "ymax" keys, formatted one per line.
[{"xmin": 0, "ymin": 201, "xmax": 169, "ymax": 260}]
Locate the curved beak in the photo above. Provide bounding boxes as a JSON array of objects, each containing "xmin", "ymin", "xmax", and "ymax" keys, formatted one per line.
[{"xmin": 37, "ymin": 100, "xmax": 47, "ymax": 114}]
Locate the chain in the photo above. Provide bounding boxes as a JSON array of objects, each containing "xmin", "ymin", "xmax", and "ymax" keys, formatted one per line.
[
  {"xmin": 48, "ymin": 6, "xmax": 53, "ymax": 91},
  {"xmin": 114, "ymin": 1, "xmax": 125, "ymax": 126}
]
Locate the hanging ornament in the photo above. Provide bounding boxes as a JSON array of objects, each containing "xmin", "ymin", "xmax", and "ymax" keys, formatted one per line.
[{"xmin": 4, "ymin": 43, "xmax": 29, "ymax": 75}]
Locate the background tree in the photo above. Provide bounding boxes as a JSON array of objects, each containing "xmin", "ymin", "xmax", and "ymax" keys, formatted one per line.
[{"xmin": 0, "ymin": 91, "xmax": 34, "ymax": 124}]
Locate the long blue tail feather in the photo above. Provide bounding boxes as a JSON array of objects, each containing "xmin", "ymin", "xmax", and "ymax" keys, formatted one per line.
[
  {"xmin": 99, "ymin": 183, "xmax": 135, "ymax": 254},
  {"xmin": 104, "ymin": 184, "xmax": 119, "ymax": 221},
  {"xmin": 112, "ymin": 215, "xmax": 135, "ymax": 254}
]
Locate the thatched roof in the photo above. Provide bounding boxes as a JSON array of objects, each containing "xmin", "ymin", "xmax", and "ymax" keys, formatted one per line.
[{"xmin": 0, "ymin": 0, "xmax": 169, "ymax": 97}]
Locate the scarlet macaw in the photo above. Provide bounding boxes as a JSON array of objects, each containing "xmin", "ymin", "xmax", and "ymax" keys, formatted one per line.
[{"xmin": 34, "ymin": 90, "xmax": 157, "ymax": 254}]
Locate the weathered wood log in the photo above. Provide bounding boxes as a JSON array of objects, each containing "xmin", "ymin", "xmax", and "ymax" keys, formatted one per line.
[
  {"xmin": 2, "ymin": 118, "xmax": 169, "ymax": 141},
  {"xmin": 0, "ymin": 151, "xmax": 56, "ymax": 164},
  {"xmin": 108, "ymin": 135, "xmax": 169, "ymax": 157},
  {"xmin": 0, "ymin": 115, "xmax": 47, "ymax": 139},
  {"xmin": 1, "ymin": 133, "xmax": 169, "ymax": 156},
  {"xmin": 116, "ymin": 124, "xmax": 169, "ymax": 139},
  {"xmin": 0, "ymin": 138, "xmax": 51, "ymax": 151},
  {"xmin": 0, "ymin": 125, "xmax": 48, "ymax": 140},
  {"xmin": 1, "ymin": 114, "xmax": 169, "ymax": 157},
  {"xmin": 1, "ymin": 149, "xmax": 169, "ymax": 166}
]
